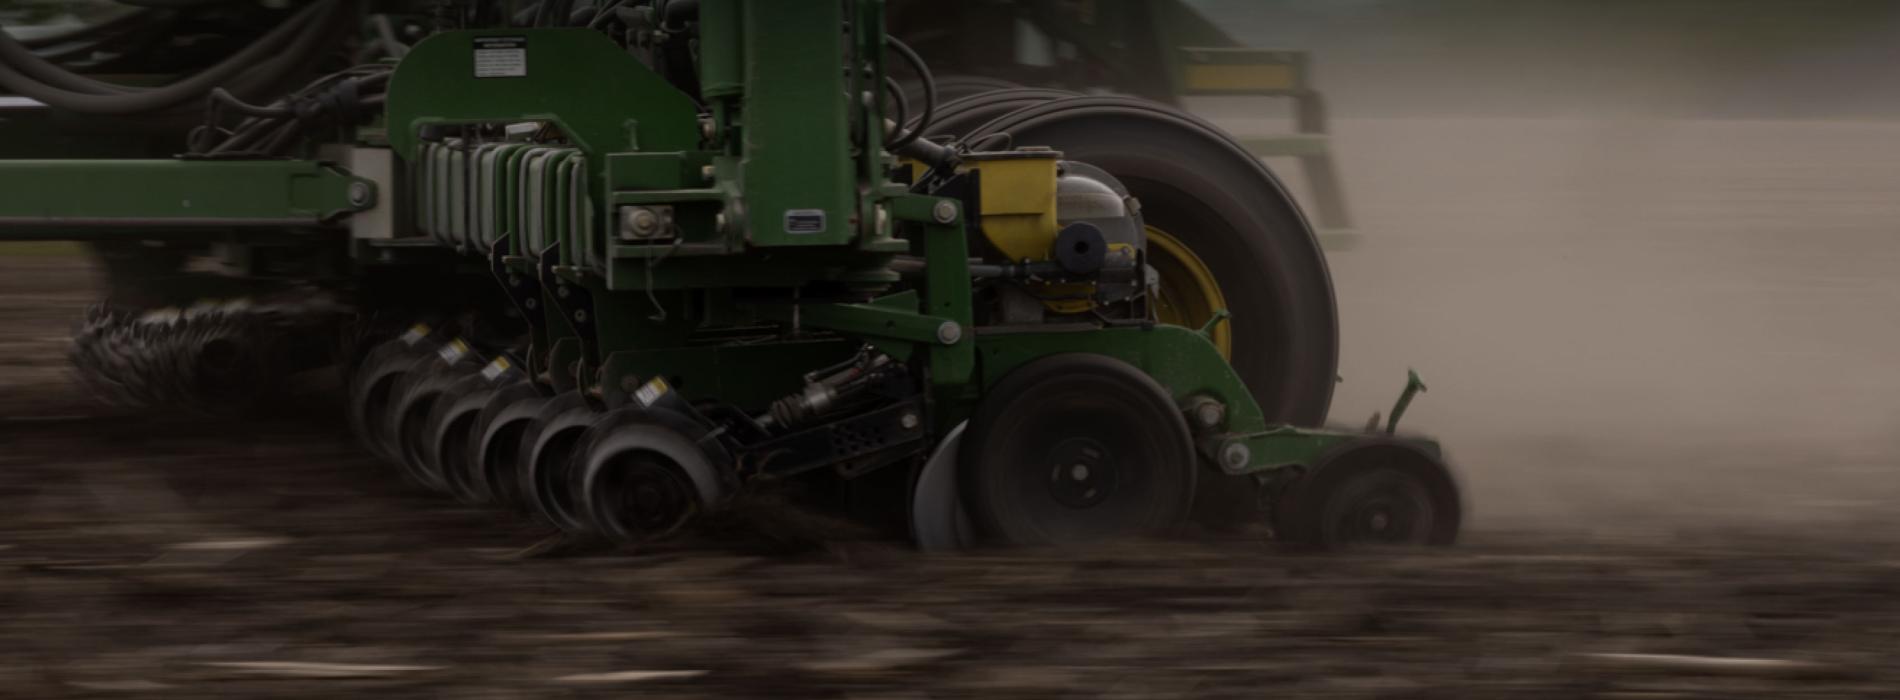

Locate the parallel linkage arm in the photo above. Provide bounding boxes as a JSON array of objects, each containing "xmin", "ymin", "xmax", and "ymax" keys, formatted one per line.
[{"xmin": 0, "ymin": 159, "xmax": 375, "ymax": 240}]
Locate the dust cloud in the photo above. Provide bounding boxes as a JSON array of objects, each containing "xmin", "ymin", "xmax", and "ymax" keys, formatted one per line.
[{"xmin": 1193, "ymin": 0, "xmax": 1900, "ymax": 532}]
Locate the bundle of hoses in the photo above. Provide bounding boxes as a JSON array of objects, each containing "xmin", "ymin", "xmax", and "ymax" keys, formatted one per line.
[
  {"xmin": 186, "ymin": 65, "xmax": 391, "ymax": 157},
  {"xmin": 69, "ymin": 293, "xmax": 348, "ymax": 414},
  {"xmin": 0, "ymin": 0, "xmax": 349, "ymax": 116}
]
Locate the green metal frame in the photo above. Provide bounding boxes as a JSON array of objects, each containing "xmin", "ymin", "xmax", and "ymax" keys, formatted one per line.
[
  {"xmin": 0, "ymin": 159, "xmax": 373, "ymax": 240},
  {"xmin": 0, "ymin": 0, "xmax": 1435, "ymax": 484}
]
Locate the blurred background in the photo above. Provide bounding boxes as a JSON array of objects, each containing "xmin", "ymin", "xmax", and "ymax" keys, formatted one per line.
[{"xmin": 1185, "ymin": 0, "xmax": 1900, "ymax": 531}]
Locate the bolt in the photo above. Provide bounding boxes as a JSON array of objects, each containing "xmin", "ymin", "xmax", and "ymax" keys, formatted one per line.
[
  {"xmin": 524, "ymin": 298, "xmax": 538, "ymax": 310},
  {"xmin": 622, "ymin": 206, "xmax": 660, "ymax": 238},
  {"xmin": 875, "ymin": 204, "xmax": 889, "ymax": 234},
  {"xmin": 935, "ymin": 321, "xmax": 962, "ymax": 345},
  {"xmin": 899, "ymin": 412, "xmax": 920, "ymax": 430},
  {"xmin": 714, "ymin": 212, "xmax": 728, "ymax": 231},
  {"xmin": 931, "ymin": 200, "xmax": 958, "ymax": 224},
  {"xmin": 573, "ymin": 309, "xmax": 588, "ymax": 323},
  {"xmin": 699, "ymin": 117, "xmax": 717, "ymax": 140},
  {"xmin": 556, "ymin": 285, "xmax": 570, "ymax": 298},
  {"xmin": 347, "ymin": 181, "xmax": 372, "ymax": 207},
  {"xmin": 1220, "ymin": 442, "xmax": 1251, "ymax": 471},
  {"xmin": 700, "ymin": 164, "xmax": 716, "ymax": 182},
  {"xmin": 1193, "ymin": 400, "xmax": 1226, "ymax": 429}
]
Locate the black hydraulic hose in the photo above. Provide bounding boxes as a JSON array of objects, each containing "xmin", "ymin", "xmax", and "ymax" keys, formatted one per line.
[
  {"xmin": 883, "ymin": 35, "xmax": 933, "ymax": 150},
  {"xmin": 511, "ymin": 4, "xmax": 541, "ymax": 27},
  {"xmin": 661, "ymin": 0, "xmax": 699, "ymax": 25},
  {"xmin": 201, "ymin": 67, "xmax": 391, "ymax": 155},
  {"xmin": 0, "ymin": 0, "xmax": 341, "ymax": 115},
  {"xmin": 16, "ymin": 8, "xmax": 151, "ymax": 49},
  {"xmin": 111, "ymin": 0, "xmax": 247, "ymax": 6},
  {"xmin": 881, "ymin": 75, "xmax": 908, "ymax": 145},
  {"xmin": 13, "ymin": 0, "xmax": 330, "ymax": 95},
  {"xmin": 536, "ymin": 0, "xmax": 576, "ymax": 26},
  {"xmin": 587, "ymin": 0, "xmax": 631, "ymax": 29},
  {"xmin": 2, "ymin": 6, "xmax": 311, "ymax": 99},
  {"xmin": 369, "ymin": 14, "xmax": 409, "ymax": 59},
  {"xmin": 32, "ymin": 25, "xmax": 144, "ymax": 63},
  {"xmin": 208, "ymin": 87, "xmax": 292, "ymax": 118}
]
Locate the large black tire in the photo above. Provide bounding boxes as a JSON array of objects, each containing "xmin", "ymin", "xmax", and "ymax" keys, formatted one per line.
[
  {"xmin": 961, "ymin": 353, "xmax": 1197, "ymax": 546},
  {"xmin": 961, "ymin": 97, "xmax": 1339, "ymax": 424}
]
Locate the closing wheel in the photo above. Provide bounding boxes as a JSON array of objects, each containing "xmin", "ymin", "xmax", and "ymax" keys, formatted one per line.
[
  {"xmin": 346, "ymin": 332, "xmax": 440, "ymax": 464},
  {"xmin": 572, "ymin": 408, "xmax": 729, "ymax": 543},
  {"xmin": 1275, "ymin": 441, "xmax": 1462, "ymax": 550},
  {"xmin": 516, "ymin": 391, "xmax": 600, "ymax": 533},
  {"xmin": 471, "ymin": 382, "xmax": 548, "ymax": 509},
  {"xmin": 961, "ymin": 354, "xmax": 1196, "ymax": 546},
  {"xmin": 424, "ymin": 365, "xmax": 525, "ymax": 504},
  {"xmin": 388, "ymin": 348, "xmax": 481, "ymax": 491}
]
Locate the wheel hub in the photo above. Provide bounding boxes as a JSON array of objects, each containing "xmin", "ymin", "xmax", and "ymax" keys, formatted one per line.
[
  {"xmin": 609, "ymin": 456, "xmax": 695, "ymax": 535},
  {"xmin": 1339, "ymin": 490, "xmax": 1425, "ymax": 544},
  {"xmin": 1045, "ymin": 437, "xmax": 1117, "ymax": 509}
]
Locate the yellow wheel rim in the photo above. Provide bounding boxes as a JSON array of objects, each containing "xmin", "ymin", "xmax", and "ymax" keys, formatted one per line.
[{"xmin": 1145, "ymin": 225, "xmax": 1231, "ymax": 359}]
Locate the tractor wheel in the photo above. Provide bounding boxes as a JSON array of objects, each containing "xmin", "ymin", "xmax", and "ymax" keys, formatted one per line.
[
  {"xmin": 961, "ymin": 353, "xmax": 1196, "ymax": 546},
  {"xmin": 962, "ymin": 97, "xmax": 1338, "ymax": 424},
  {"xmin": 470, "ymin": 382, "xmax": 548, "ymax": 509},
  {"xmin": 571, "ymin": 408, "xmax": 729, "ymax": 543},
  {"xmin": 1275, "ymin": 441, "xmax": 1462, "ymax": 550},
  {"xmin": 516, "ymin": 391, "xmax": 600, "ymax": 533}
]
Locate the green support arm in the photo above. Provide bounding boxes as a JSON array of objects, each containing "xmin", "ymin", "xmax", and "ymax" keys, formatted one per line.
[{"xmin": 0, "ymin": 159, "xmax": 375, "ymax": 240}]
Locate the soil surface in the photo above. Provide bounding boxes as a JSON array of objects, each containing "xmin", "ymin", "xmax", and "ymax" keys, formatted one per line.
[{"xmin": 4, "ymin": 257, "xmax": 1900, "ymax": 699}]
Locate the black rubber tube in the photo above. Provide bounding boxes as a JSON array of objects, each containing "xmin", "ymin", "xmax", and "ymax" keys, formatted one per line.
[
  {"xmin": 1, "ymin": 3, "xmax": 328, "ymax": 96},
  {"xmin": 883, "ymin": 36, "xmax": 935, "ymax": 150},
  {"xmin": 0, "ymin": 0, "xmax": 338, "ymax": 114},
  {"xmin": 17, "ymin": 8, "xmax": 153, "ymax": 49}
]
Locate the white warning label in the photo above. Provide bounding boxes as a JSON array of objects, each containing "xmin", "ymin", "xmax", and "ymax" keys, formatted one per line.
[
  {"xmin": 635, "ymin": 377, "xmax": 669, "ymax": 407},
  {"xmin": 480, "ymin": 356, "xmax": 512, "ymax": 381},
  {"xmin": 473, "ymin": 36, "xmax": 527, "ymax": 78}
]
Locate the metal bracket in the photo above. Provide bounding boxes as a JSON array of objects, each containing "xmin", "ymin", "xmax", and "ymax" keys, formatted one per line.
[
  {"xmin": 489, "ymin": 235, "xmax": 552, "ymax": 378},
  {"xmin": 737, "ymin": 398, "xmax": 928, "ymax": 481},
  {"xmin": 1385, "ymin": 369, "xmax": 1428, "ymax": 434},
  {"xmin": 537, "ymin": 244, "xmax": 601, "ymax": 376}
]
